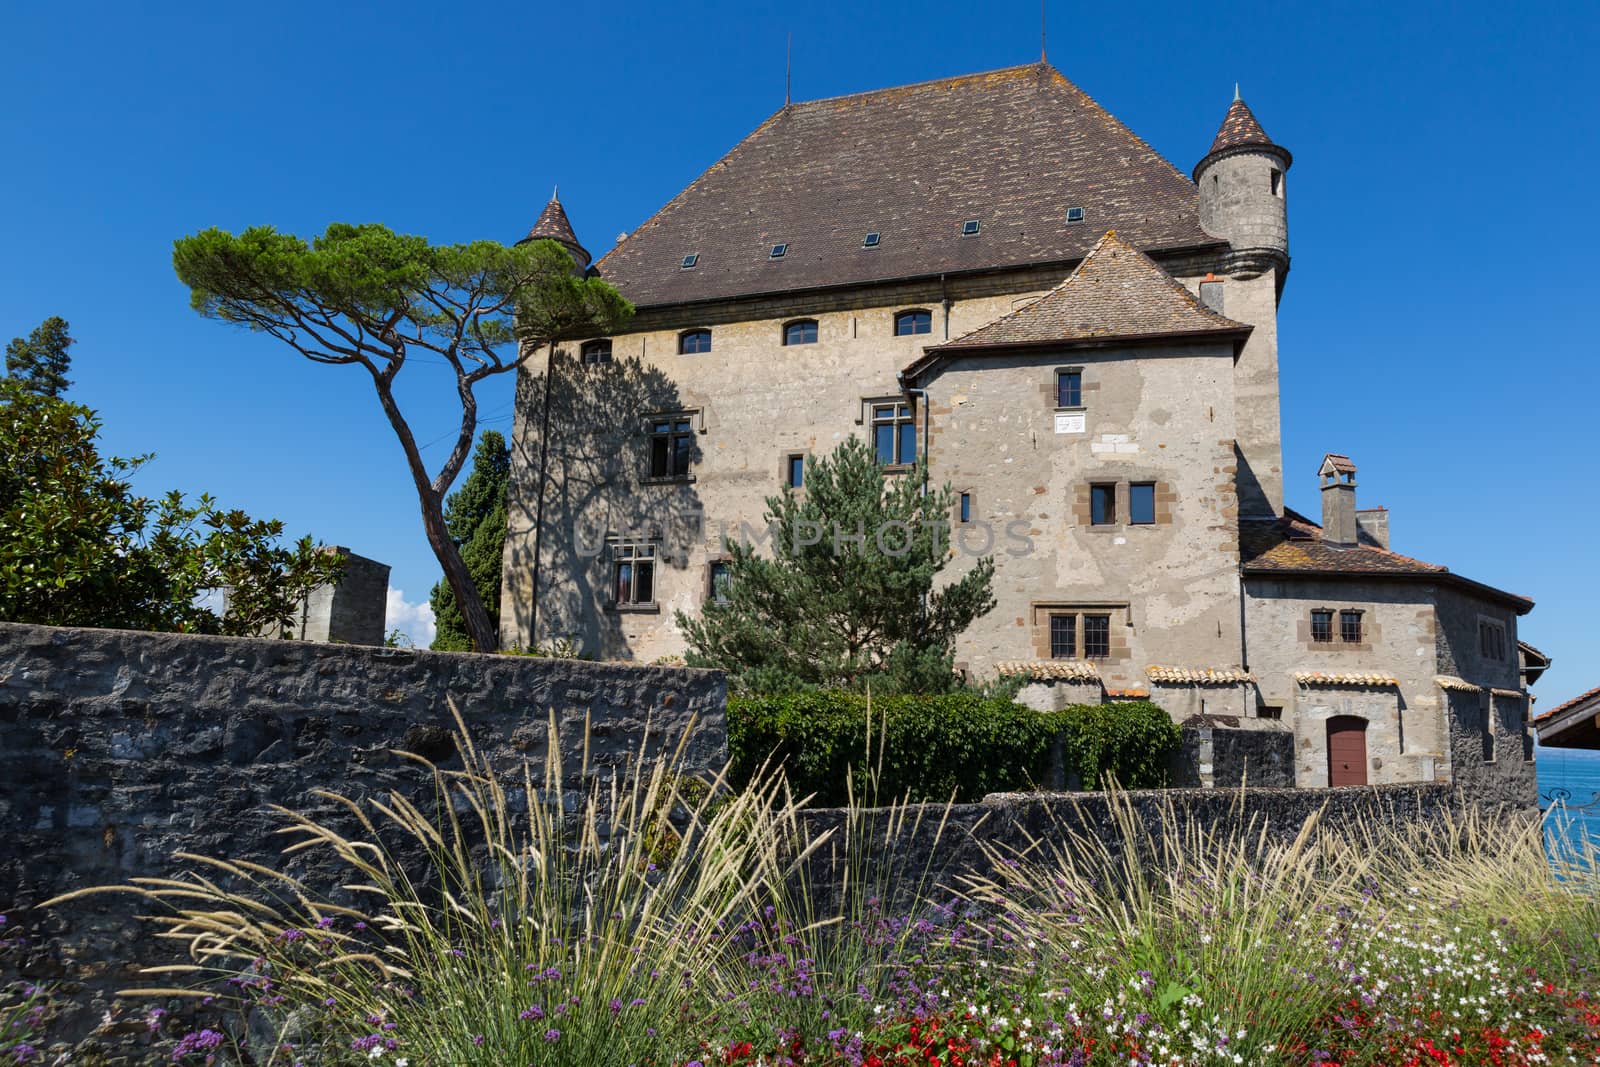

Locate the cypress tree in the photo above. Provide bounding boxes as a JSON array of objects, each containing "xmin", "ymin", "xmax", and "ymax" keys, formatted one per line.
[{"xmin": 429, "ymin": 430, "xmax": 511, "ymax": 651}]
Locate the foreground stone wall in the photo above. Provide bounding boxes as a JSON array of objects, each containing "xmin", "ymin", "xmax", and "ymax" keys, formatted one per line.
[{"xmin": 0, "ymin": 621, "xmax": 727, "ymax": 1050}]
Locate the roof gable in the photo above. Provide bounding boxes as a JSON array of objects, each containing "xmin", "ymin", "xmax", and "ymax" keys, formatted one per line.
[
  {"xmin": 924, "ymin": 230, "xmax": 1248, "ymax": 353},
  {"xmin": 595, "ymin": 64, "xmax": 1218, "ymax": 310}
]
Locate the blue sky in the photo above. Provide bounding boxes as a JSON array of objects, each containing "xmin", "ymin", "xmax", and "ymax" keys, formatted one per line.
[{"xmin": 3, "ymin": 1, "xmax": 1596, "ymax": 703}]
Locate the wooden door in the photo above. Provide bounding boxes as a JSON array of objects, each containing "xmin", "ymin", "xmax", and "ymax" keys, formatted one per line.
[{"xmin": 1327, "ymin": 716, "xmax": 1368, "ymax": 786}]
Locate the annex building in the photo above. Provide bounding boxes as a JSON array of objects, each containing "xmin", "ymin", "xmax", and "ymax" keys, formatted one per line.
[{"xmin": 500, "ymin": 63, "xmax": 1538, "ymax": 794}]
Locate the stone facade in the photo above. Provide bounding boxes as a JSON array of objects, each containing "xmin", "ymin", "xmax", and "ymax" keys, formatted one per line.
[{"xmin": 498, "ymin": 64, "xmax": 1539, "ymax": 800}]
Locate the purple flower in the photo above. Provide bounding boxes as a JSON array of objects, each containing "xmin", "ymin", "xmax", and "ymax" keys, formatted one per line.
[
  {"xmin": 171, "ymin": 1029, "xmax": 225, "ymax": 1061},
  {"xmin": 543, "ymin": 1028, "xmax": 561, "ymax": 1043}
]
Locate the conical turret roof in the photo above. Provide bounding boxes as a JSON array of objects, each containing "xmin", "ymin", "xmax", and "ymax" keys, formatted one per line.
[
  {"xmin": 520, "ymin": 194, "xmax": 590, "ymax": 269},
  {"xmin": 1194, "ymin": 93, "xmax": 1291, "ymax": 178}
]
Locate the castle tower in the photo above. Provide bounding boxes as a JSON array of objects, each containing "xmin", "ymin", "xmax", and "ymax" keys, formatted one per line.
[
  {"xmin": 518, "ymin": 190, "xmax": 591, "ymax": 275},
  {"xmin": 1195, "ymin": 90, "xmax": 1293, "ymax": 518},
  {"xmin": 1194, "ymin": 89, "xmax": 1292, "ymax": 279}
]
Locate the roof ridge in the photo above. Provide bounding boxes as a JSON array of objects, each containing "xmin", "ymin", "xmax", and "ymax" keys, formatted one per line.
[{"xmin": 784, "ymin": 61, "xmax": 1051, "ymax": 111}]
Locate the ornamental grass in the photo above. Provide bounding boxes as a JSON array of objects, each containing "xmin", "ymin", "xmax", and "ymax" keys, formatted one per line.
[{"xmin": 36, "ymin": 703, "xmax": 1600, "ymax": 1067}]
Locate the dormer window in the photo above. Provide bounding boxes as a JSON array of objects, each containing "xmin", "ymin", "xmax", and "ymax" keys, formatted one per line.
[
  {"xmin": 580, "ymin": 339, "xmax": 612, "ymax": 365},
  {"xmin": 863, "ymin": 232, "xmax": 881, "ymax": 248},
  {"xmin": 1065, "ymin": 206, "xmax": 1086, "ymax": 224},
  {"xmin": 678, "ymin": 329, "xmax": 712, "ymax": 354},
  {"xmin": 681, "ymin": 253, "xmax": 699, "ymax": 269},
  {"xmin": 961, "ymin": 219, "xmax": 981, "ymax": 237},
  {"xmin": 769, "ymin": 243, "xmax": 788, "ymax": 259},
  {"xmin": 783, "ymin": 319, "xmax": 818, "ymax": 346},
  {"xmin": 894, "ymin": 309, "xmax": 932, "ymax": 336}
]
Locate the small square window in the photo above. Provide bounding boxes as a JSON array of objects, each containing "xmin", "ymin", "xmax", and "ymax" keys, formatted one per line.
[
  {"xmin": 1083, "ymin": 615, "xmax": 1111, "ymax": 659},
  {"xmin": 1049, "ymin": 614, "xmax": 1076, "ymax": 659},
  {"xmin": 961, "ymin": 219, "xmax": 981, "ymax": 236},
  {"xmin": 681, "ymin": 253, "xmax": 698, "ymax": 269},
  {"xmin": 1340, "ymin": 610, "xmax": 1363, "ymax": 643},
  {"xmin": 863, "ymin": 232, "xmax": 881, "ymax": 248},
  {"xmin": 1065, "ymin": 206, "xmax": 1086, "ymax": 224},
  {"xmin": 1056, "ymin": 369, "xmax": 1082, "ymax": 408},
  {"xmin": 785, "ymin": 454, "xmax": 805, "ymax": 489},
  {"xmin": 1311, "ymin": 609, "xmax": 1334, "ymax": 643},
  {"xmin": 1129, "ymin": 483, "xmax": 1156, "ymax": 525},
  {"xmin": 769, "ymin": 243, "xmax": 788, "ymax": 259},
  {"xmin": 1090, "ymin": 483, "xmax": 1117, "ymax": 526}
]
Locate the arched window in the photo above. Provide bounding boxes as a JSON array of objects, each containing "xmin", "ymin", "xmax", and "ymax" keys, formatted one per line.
[
  {"xmin": 678, "ymin": 329, "xmax": 712, "ymax": 354},
  {"xmin": 783, "ymin": 319, "xmax": 818, "ymax": 346},
  {"xmin": 580, "ymin": 339, "xmax": 612, "ymax": 365},
  {"xmin": 894, "ymin": 309, "xmax": 932, "ymax": 336}
]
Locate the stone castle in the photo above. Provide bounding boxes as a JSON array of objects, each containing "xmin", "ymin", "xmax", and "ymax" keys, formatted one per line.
[{"xmin": 499, "ymin": 63, "xmax": 1538, "ymax": 796}]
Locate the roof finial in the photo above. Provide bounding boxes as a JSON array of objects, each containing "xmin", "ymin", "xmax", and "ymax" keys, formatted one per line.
[
  {"xmin": 785, "ymin": 32, "xmax": 792, "ymax": 107},
  {"xmin": 552, "ymin": 184, "xmax": 559, "ymax": 202},
  {"xmin": 1233, "ymin": 82, "xmax": 1241, "ymax": 102},
  {"xmin": 1041, "ymin": 0, "xmax": 1047, "ymax": 63}
]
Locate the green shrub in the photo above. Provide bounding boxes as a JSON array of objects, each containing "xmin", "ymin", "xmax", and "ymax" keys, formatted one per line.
[{"xmin": 727, "ymin": 692, "xmax": 1180, "ymax": 804}]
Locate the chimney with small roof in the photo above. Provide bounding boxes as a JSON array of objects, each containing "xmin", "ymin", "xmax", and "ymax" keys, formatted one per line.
[{"xmin": 1318, "ymin": 454, "xmax": 1359, "ymax": 547}]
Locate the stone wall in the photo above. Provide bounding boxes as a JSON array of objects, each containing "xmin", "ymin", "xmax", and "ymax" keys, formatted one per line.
[
  {"xmin": 1171, "ymin": 717, "xmax": 1296, "ymax": 788},
  {"xmin": 0, "ymin": 621, "xmax": 727, "ymax": 1048}
]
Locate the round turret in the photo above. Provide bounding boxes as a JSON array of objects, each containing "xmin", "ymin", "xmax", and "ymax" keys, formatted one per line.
[{"xmin": 1194, "ymin": 90, "xmax": 1291, "ymax": 277}]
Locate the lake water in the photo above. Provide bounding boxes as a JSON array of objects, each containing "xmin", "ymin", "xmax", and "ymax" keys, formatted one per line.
[{"xmin": 1536, "ymin": 743, "xmax": 1600, "ymax": 861}]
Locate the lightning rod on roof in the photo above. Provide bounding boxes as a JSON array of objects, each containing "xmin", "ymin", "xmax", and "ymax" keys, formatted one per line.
[
  {"xmin": 785, "ymin": 32, "xmax": 792, "ymax": 107},
  {"xmin": 1041, "ymin": 0, "xmax": 1047, "ymax": 63}
]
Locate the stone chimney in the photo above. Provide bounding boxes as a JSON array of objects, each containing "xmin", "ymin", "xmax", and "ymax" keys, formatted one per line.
[
  {"xmin": 1318, "ymin": 454, "xmax": 1359, "ymax": 547},
  {"xmin": 1356, "ymin": 507, "xmax": 1389, "ymax": 550}
]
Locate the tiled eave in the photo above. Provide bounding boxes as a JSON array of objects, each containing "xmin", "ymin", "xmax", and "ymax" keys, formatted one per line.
[
  {"xmin": 1294, "ymin": 671, "xmax": 1401, "ymax": 688},
  {"xmin": 1435, "ymin": 675, "xmax": 1482, "ymax": 693},
  {"xmin": 1147, "ymin": 665, "xmax": 1254, "ymax": 685},
  {"xmin": 996, "ymin": 660, "xmax": 1101, "ymax": 682}
]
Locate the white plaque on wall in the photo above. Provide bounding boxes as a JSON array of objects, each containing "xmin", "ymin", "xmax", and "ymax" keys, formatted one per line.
[{"xmin": 1054, "ymin": 412, "xmax": 1086, "ymax": 434}]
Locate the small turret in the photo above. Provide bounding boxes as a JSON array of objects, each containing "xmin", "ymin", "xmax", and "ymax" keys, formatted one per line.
[
  {"xmin": 1194, "ymin": 89, "xmax": 1291, "ymax": 278},
  {"xmin": 518, "ymin": 189, "xmax": 591, "ymax": 275}
]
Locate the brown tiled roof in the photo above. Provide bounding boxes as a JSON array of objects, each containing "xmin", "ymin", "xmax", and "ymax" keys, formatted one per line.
[
  {"xmin": 1241, "ymin": 509, "xmax": 1534, "ymax": 613},
  {"xmin": 1295, "ymin": 671, "xmax": 1401, "ymax": 687},
  {"xmin": 1534, "ymin": 684, "xmax": 1600, "ymax": 724},
  {"xmin": 1320, "ymin": 453, "xmax": 1357, "ymax": 474},
  {"xmin": 594, "ymin": 64, "xmax": 1220, "ymax": 310},
  {"xmin": 1147, "ymin": 665, "xmax": 1254, "ymax": 685},
  {"xmin": 1208, "ymin": 98, "xmax": 1278, "ymax": 155},
  {"xmin": 995, "ymin": 659, "xmax": 1100, "ymax": 681},
  {"xmin": 522, "ymin": 197, "xmax": 589, "ymax": 265},
  {"xmin": 919, "ymin": 230, "xmax": 1249, "ymax": 354}
]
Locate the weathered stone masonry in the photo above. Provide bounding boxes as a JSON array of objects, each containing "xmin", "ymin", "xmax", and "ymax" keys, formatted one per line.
[{"xmin": 0, "ymin": 621, "xmax": 726, "ymax": 1047}]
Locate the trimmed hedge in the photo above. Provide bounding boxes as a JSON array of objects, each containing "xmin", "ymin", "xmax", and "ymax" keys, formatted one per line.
[{"xmin": 727, "ymin": 692, "xmax": 1181, "ymax": 805}]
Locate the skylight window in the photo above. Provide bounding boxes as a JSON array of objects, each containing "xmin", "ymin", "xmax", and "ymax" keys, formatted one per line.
[
  {"xmin": 769, "ymin": 243, "xmax": 788, "ymax": 259},
  {"xmin": 1066, "ymin": 207, "xmax": 1086, "ymax": 224},
  {"xmin": 863, "ymin": 232, "xmax": 881, "ymax": 248},
  {"xmin": 961, "ymin": 220, "xmax": 981, "ymax": 237},
  {"xmin": 681, "ymin": 253, "xmax": 698, "ymax": 269}
]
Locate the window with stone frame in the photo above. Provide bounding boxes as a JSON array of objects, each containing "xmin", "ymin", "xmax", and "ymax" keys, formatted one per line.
[
  {"xmin": 1090, "ymin": 483, "xmax": 1117, "ymax": 525},
  {"xmin": 678, "ymin": 329, "xmax": 712, "ymax": 354},
  {"xmin": 648, "ymin": 416, "xmax": 695, "ymax": 479},
  {"xmin": 1083, "ymin": 614, "xmax": 1112, "ymax": 659},
  {"xmin": 1129, "ymin": 482, "xmax": 1156, "ymax": 525},
  {"xmin": 706, "ymin": 559, "xmax": 732, "ymax": 605},
  {"xmin": 1310, "ymin": 609, "xmax": 1335, "ymax": 644},
  {"xmin": 1339, "ymin": 610, "xmax": 1363, "ymax": 644},
  {"xmin": 783, "ymin": 319, "xmax": 818, "ymax": 346},
  {"xmin": 870, "ymin": 401, "xmax": 917, "ymax": 466},
  {"xmin": 580, "ymin": 339, "xmax": 612, "ymax": 365},
  {"xmin": 1049, "ymin": 614, "xmax": 1077, "ymax": 659},
  {"xmin": 894, "ymin": 309, "xmax": 932, "ymax": 336},
  {"xmin": 1056, "ymin": 368, "xmax": 1082, "ymax": 408},
  {"xmin": 611, "ymin": 541, "xmax": 657, "ymax": 607}
]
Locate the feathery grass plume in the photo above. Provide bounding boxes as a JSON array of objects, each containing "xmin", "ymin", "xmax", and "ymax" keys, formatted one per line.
[{"xmin": 51, "ymin": 699, "xmax": 829, "ymax": 1065}]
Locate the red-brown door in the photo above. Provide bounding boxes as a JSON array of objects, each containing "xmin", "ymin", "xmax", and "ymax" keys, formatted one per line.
[{"xmin": 1327, "ymin": 716, "xmax": 1368, "ymax": 786}]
